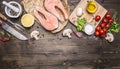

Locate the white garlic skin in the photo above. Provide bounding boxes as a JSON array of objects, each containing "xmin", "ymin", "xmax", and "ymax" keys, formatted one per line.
[{"xmin": 76, "ymin": 7, "xmax": 83, "ymax": 17}]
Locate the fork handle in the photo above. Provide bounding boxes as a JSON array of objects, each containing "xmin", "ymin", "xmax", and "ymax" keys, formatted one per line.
[{"xmin": 0, "ymin": 13, "xmax": 7, "ymax": 21}]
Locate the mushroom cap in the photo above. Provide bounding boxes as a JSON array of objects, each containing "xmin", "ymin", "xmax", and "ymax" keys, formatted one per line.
[
  {"xmin": 30, "ymin": 30, "xmax": 40, "ymax": 38},
  {"xmin": 63, "ymin": 29, "xmax": 72, "ymax": 36},
  {"xmin": 105, "ymin": 33, "xmax": 114, "ymax": 42}
]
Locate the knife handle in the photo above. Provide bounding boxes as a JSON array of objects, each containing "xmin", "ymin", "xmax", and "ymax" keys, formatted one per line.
[
  {"xmin": 0, "ymin": 13, "xmax": 7, "ymax": 21},
  {"xmin": 0, "ymin": 20, "xmax": 3, "ymax": 25}
]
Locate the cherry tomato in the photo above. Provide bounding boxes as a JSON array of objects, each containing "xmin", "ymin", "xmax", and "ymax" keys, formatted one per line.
[
  {"xmin": 100, "ymin": 23, "xmax": 106, "ymax": 28},
  {"xmin": 106, "ymin": 24, "xmax": 110, "ymax": 29},
  {"xmin": 99, "ymin": 30, "xmax": 105, "ymax": 35},
  {"xmin": 105, "ymin": 13, "xmax": 112, "ymax": 20},
  {"xmin": 102, "ymin": 18, "xmax": 108, "ymax": 23},
  {"xmin": 108, "ymin": 19, "xmax": 114, "ymax": 24},
  {"xmin": 95, "ymin": 31, "xmax": 100, "ymax": 36},
  {"xmin": 103, "ymin": 28, "xmax": 107, "ymax": 33},
  {"xmin": 96, "ymin": 26, "xmax": 101, "ymax": 31},
  {"xmin": 95, "ymin": 15, "xmax": 101, "ymax": 21}
]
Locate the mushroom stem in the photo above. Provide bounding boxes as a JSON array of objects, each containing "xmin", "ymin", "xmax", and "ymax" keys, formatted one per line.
[
  {"xmin": 67, "ymin": 33, "xmax": 71, "ymax": 38},
  {"xmin": 34, "ymin": 35, "xmax": 39, "ymax": 40},
  {"xmin": 62, "ymin": 29, "xmax": 72, "ymax": 39}
]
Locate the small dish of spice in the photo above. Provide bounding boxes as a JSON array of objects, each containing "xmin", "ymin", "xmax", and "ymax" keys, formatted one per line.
[{"xmin": 3, "ymin": 1, "xmax": 22, "ymax": 18}]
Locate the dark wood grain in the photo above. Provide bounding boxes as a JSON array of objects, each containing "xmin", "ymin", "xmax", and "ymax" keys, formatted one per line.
[{"xmin": 0, "ymin": 0, "xmax": 120, "ymax": 69}]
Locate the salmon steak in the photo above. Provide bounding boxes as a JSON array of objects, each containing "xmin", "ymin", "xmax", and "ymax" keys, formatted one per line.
[
  {"xmin": 44, "ymin": 0, "xmax": 68, "ymax": 22},
  {"xmin": 34, "ymin": 7, "xmax": 58, "ymax": 31}
]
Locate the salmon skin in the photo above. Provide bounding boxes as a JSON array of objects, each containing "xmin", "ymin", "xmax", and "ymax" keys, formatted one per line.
[
  {"xmin": 44, "ymin": 0, "xmax": 68, "ymax": 22},
  {"xmin": 34, "ymin": 7, "xmax": 58, "ymax": 31}
]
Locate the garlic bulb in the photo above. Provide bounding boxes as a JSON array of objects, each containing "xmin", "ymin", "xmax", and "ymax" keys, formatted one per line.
[{"xmin": 76, "ymin": 7, "xmax": 83, "ymax": 17}]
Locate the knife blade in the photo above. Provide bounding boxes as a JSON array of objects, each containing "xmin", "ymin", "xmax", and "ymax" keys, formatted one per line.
[{"xmin": 1, "ymin": 22, "xmax": 28, "ymax": 40}]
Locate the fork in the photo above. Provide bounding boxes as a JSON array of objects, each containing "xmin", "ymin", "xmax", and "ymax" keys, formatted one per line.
[{"xmin": 0, "ymin": 13, "xmax": 25, "ymax": 31}]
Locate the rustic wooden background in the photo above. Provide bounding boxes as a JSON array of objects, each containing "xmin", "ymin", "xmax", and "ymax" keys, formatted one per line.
[{"xmin": 0, "ymin": 0, "xmax": 120, "ymax": 69}]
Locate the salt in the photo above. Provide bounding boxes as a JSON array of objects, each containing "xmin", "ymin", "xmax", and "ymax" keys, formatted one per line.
[{"xmin": 84, "ymin": 24, "xmax": 95, "ymax": 35}]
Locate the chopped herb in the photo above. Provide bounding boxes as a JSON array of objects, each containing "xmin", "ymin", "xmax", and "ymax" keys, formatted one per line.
[
  {"xmin": 108, "ymin": 20, "xmax": 120, "ymax": 33},
  {"xmin": 76, "ymin": 18, "xmax": 87, "ymax": 31},
  {"xmin": 77, "ymin": 25, "xmax": 82, "ymax": 31}
]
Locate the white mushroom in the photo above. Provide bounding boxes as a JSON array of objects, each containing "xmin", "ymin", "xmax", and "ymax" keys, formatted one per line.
[
  {"xmin": 76, "ymin": 7, "xmax": 83, "ymax": 17},
  {"xmin": 30, "ymin": 30, "xmax": 40, "ymax": 40},
  {"xmin": 63, "ymin": 29, "xmax": 72, "ymax": 38},
  {"xmin": 105, "ymin": 33, "xmax": 114, "ymax": 42}
]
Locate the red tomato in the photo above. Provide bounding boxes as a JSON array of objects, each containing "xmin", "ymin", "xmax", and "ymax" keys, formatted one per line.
[
  {"xmin": 103, "ymin": 28, "xmax": 107, "ymax": 33},
  {"xmin": 95, "ymin": 31, "xmax": 100, "ymax": 36},
  {"xmin": 99, "ymin": 30, "xmax": 105, "ymax": 35},
  {"xmin": 106, "ymin": 24, "xmax": 110, "ymax": 29},
  {"xmin": 102, "ymin": 18, "xmax": 108, "ymax": 23},
  {"xmin": 100, "ymin": 23, "xmax": 106, "ymax": 28},
  {"xmin": 108, "ymin": 19, "xmax": 114, "ymax": 24},
  {"xmin": 96, "ymin": 26, "xmax": 101, "ymax": 31},
  {"xmin": 105, "ymin": 13, "xmax": 112, "ymax": 19},
  {"xmin": 95, "ymin": 15, "xmax": 101, "ymax": 21}
]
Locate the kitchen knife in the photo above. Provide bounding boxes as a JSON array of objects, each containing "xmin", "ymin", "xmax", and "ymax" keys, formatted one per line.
[
  {"xmin": 0, "ymin": 20, "xmax": 28, "ymax": 40},
  {"xmin": 0, "ymin": 13, "xmax": 25, "ymax": 31}
]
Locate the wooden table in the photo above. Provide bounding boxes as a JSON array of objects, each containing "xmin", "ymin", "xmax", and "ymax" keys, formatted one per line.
[{"xmin": 0, "ymin": 0, "xmax": 120, "ymax": 69}]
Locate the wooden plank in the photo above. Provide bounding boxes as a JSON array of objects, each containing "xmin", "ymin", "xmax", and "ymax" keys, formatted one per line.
[
  {"xmin": 102, "ymin": 0, "xmax": 120, "ymax": 4},
  {"xmin": 0, "ymin": 42, "xmax": 101, "ymax": 55},
  {"xmin": 103, "ymin": 4, "xmax": 120, "ymax": 9},
  {"xmin": 1, "ymin": 55, "xmax": 98, "ymax": 66},
  {"xmin": 105, "ymin": 67, "xmax": 120, "ymax": 69},
  {"xmin": 20, "ymin": 66, "xmax": 93, "ymax": 69},
  {"xmin": 20, "ymin": 66, "xmax": 66, "ymax": 69}
]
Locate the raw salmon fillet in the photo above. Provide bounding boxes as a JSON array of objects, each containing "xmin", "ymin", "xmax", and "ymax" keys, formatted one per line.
[
  {"xmin": 44, "ymin": 0, "xmax": 68, "ymax": 22},
  {"xmin": 34, "ymin": 7, "xmax": 58, "ymax": 31}
]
